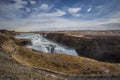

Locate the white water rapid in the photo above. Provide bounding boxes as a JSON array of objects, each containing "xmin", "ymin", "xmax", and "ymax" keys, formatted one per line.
[{"xmin": 16, "ymin": 33, "xmax": 78, "ymax": 56}]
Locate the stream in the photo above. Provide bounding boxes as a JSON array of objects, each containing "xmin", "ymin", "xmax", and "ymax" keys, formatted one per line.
[{"xmin": 16, "ymin": 33, "xmax": 78, "ymax": 56}]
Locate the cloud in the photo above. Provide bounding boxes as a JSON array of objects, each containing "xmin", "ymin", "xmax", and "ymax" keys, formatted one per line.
[
  {"xmin": 26, "ymin": 7, "xmax": 31, "ymax": 12},
  {"xmin": 68, "ymin": 8, "xmax": 81, "ymax": 13},
  {"xmin": 87, "ymin": 8, "xmax": 91, "ymax": 12},
  {"xmin": 0, "ymin": 0, "xmax": 26, "ymax": 20},
  {"xmin": 10, "ymin": 18, "xmax": 97, "ymax": 31},
  {"xmin": 13, "ymin": 0, "xmax": 28, "ymax": 9},
  {"xmin": 96, "ymin": 6, "xmax": 102, "ymax": 8},
  {"xmin": 72, "ymin": 14, "xmax": 80, "ymax": 17},
  {"xmin": 101, "ymin": 22, "xmax": 120, "ymax": 28},
  {"xmin": 1, "ymin": 14, "xmax": 120, "ymax": 31},
  {"xmin": 40, "ymin": 4, "xmax": 48, "ymax": 10},
  {"xmin": 30, "ymin": 0, "xmax": 36, "ymax": 4},
  {"xmin": 32, "ymin": 9, "xmax": 66, "ymax": 17},
  {"xmin": 68, "ymin": 8, "xmax": 81, "ymax": 17}
]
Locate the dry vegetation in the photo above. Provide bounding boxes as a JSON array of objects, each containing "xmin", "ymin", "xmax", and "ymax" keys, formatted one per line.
[{"xmin": 13, "ymin": 45, "xmax": 120, "ymax": 75}]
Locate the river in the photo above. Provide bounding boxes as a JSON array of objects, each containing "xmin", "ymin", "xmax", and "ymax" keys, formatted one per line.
[{"xmin": 16, "ymin": 33, "xmax": 78, "ymax": 56}]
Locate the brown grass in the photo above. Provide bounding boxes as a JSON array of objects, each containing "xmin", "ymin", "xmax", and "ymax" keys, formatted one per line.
[{"xmin": 12, "ymin": 46, "xmax": 120, "ymax": 75}]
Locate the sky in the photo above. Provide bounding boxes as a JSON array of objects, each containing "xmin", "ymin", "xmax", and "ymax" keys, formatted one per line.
[{"xmin": 0, "ymin": 0, "xmax": 120, "ymax": 31}]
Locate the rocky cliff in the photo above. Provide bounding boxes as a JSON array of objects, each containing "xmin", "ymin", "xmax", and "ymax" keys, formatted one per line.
[{"xmin": 45, "ymin": 31, "xmax": 120, "ymax": 63}]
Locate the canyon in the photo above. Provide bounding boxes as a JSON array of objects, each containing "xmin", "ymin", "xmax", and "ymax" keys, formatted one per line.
[
  {"xmin": 45, "ymin": 31, "xmax": 120, "ymax": 63},
  {"xmin": 0, "ymin": 30, "xmax": 120, "ymax": 80}
]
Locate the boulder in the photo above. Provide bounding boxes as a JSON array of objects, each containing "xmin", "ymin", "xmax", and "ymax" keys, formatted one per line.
[{"xmin": 15, "ymin": 39, "xmax": 32, "ymax": 46}]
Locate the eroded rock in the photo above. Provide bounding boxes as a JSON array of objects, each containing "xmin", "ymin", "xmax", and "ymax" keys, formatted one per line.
[
  {"xmin": 15, "ymin": 39, "xmax": 32, "ymax": 46},
  {"xmin": 45, "ymin": 32, "xmax": 120, "ymax": 63}
]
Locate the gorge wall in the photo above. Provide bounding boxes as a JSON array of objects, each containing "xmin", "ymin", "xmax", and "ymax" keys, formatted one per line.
[{"xmin": 45, "ymin": 32, "xmax": 120, "ymax": 63}]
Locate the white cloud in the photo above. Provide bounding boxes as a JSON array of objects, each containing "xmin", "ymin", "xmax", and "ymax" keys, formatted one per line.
[
  {"xmin": 0, "ymin": 0, "xmax": 26, "ymax": 20},
  {"xmin": 96, "ymin": 6, "xmax": 102, "ymax": 8},
  {"xmin": 32, "ymin": 9, "xmax": 66, "ymax": 17},
  {"xmin": 32, "ymin": 7, "xmax": 38, "ymax": 11},
  {"xmin": 40, "ymin": 4, "xmax": 48, "ymax": 10},
  {"xmin": 68, "ymin": 8, "xmax": 81, "ymax": 13},
  {"xmin": 30, "ymin": 0, "xmax": 36, "ymax": 4},
  {"xmin": 72, "ymin": 14, "xmax": 81, "ymax": 17},
  {"xmin": 13, "ymin": 0, "xmax": 28, "ymax": 9},
  {"xmin": 26, "ymin": 8, "xmax": 31, "ymax": 12},
  {"xmin": 87, "ymin": 8, "xmax": 91, "ymax": 12},
  {"xmin": 68, "ymin": 8, "xmax": 81, "ymax": 17},
  {"xmin": 32, "ymin": 3, "xmax": 48, "ymax": 12},
  {"xmin": 1, "ymin": 16, "xmax": 120, "ymax": 31}
]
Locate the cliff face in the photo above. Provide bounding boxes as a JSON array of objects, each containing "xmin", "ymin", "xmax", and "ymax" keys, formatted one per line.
[
  {"xmin": 75, "ymin": 37, "xmax": 120, "ymax": 62},
  {"xmin": 45, "ymin": 32, "xmax": 120, "ymax": 63},
  {"xmin": 45, "ymin": 33, "xmax": 83, "ymax": 48}
]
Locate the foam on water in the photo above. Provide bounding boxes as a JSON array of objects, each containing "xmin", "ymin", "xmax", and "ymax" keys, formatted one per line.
[{"xmin": 16, "ymin": 33, "xmax": 78, "ymax": 56}]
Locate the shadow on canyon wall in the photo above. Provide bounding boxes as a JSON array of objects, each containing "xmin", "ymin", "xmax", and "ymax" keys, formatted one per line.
[
  {"xmin": 45, "ymin": 32, "xmax": 120, "ymax": 63},
  {"xmin": 75, "ymin": 37, "xmax": 120, "ymax": 63}
]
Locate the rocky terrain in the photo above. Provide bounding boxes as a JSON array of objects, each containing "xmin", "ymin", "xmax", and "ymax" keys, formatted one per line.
[
  {"xmin": 45, "ymin": 31, "xmax": 120, "ymax": 63},
  {"xmin": 0, "ymin": 30, "xmax": 66, "ymax": 80},
  {"xmin": 0, "ymin": 30, "xmax": 120, "ymax": 80}
]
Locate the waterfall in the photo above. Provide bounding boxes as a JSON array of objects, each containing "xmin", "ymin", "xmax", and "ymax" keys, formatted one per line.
[{"xmin": 16, "ymin": 33, "xmax": 78, "ymax": 56}]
